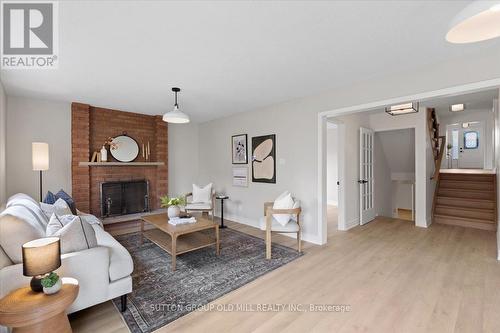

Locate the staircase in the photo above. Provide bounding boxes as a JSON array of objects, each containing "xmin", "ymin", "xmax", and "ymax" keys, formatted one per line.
[
  {"xmin": 434, "ymin": 172, "xmax": 497, "ymax": 231},
  {"xmin": 427, "ymin": 108, "xmax": 498, "ymax": 231}
]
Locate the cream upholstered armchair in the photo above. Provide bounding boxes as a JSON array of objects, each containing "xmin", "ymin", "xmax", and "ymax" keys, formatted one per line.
[
  {"xmin": 184, "ymin": 189, "xmax": 216, "ymax": 220},
  {"xmin": 260, "ymin": 200, "xmax": 302, "ymax": 259}
]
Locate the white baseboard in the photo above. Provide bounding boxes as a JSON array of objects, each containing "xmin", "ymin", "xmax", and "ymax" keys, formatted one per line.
[
  {"xmin": 327, "ymin": 200, "xmax": 338, "ymax": 206},
  {"xmin": 214, "ymin": 213, "xmax": 323, "ymax": 245},
  {"xmin": 339, "ymin": 217, "xmax": 359, "ymax": 231}
]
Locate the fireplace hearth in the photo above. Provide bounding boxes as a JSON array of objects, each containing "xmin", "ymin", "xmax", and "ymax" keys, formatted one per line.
[{"xmin": 100, "ymin": 180, "xmax": 150, "ymax": 217}]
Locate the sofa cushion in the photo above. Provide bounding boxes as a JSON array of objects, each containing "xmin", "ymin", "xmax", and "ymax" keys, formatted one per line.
[
  {"xmin": 43, "ymin": 191, "xmax": 57, "ymax": 204},
  {"xmin": 259, "ymin": 216, "xmax": 299, "ymax": 232},
  {"xmin": 46, "ymin": 214, "xmax": 98, "ymax": 254},
  {"xmin": 7, "ymin": 193, "xmax": 39, "ymax": 207},
  {"xmin": 0, "ymin": 206, "xmax": 46, "ymax": 263},
  {"xmin": 55, "ymin": 190, "xmax": 77, "ymax": 215},
  {"xmin": 6, "ymin": 196, "xmax": 48, "ymax": 229},
  {"xmin": 92, "ymin": 225, "xmax": 134, "ymax": 281},
  {"xmin": 41, "ymin": 199, "xmax": 73, "ymax": 219}
]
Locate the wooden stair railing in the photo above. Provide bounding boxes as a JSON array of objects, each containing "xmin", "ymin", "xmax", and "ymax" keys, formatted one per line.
[
  {"xmin": 427, "ymin": 108, "xmax": 446, "ymax": 221},
  {"xmin": 426, "ymin": 108, "xmax": 445, "ymax": 180}
]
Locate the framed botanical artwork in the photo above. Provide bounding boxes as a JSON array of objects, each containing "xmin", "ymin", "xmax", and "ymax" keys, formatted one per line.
[
  {"xmin": 232, "ymin": 134, "xmax": 248, "ymax": 164},
  {"xmin": 252, "ymin": 134, "xmax": 276, "ymax": 183}
]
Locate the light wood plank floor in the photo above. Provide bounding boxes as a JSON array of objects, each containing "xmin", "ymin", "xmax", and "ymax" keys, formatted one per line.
[{"xmin": 71, "ymin": 209, "xmax": 500, "ymax": 333}]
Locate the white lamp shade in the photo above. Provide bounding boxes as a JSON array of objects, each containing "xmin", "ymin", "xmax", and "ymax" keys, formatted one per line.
[
  {"xmin": 32, "ymin": 142, "xmax": 49, "ymax": 171},
  {"xmin": 446, "ymin": 1, "xmax": 500, "ymax": 43},
  {"xmin": 162, "ymin": 106, "xmax": 190, "ymax": 124}
]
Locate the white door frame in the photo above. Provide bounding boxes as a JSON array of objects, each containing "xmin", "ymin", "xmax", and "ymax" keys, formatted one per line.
[{"xmin": 317, "ymin": 78, "xmax": 500, "ymax": 245}]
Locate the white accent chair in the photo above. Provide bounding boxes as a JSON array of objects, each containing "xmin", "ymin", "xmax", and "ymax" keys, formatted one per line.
[
  {"xmin": 184, "ymin": 190, "xmax": 216, "ymax": 220},
  {"xmin": 259, "ymin": 200, "xmax": 302, "ymax": 259},
  {"xmin": 0, "ymin": 193, "xmax": 133, "ymax": 333}
]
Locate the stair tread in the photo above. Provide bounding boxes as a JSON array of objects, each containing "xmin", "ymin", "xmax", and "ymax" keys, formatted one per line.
[
  {"xmin": 435, "ymin": 204, "xmax": 494, "ymax": 212},
  {"xmin": 436, "ymin": 196, "xmax": 495, "ymax": 203},
  {"xmin": 434, "ymin": 214, "xmax": 495, "ymax": 224}
]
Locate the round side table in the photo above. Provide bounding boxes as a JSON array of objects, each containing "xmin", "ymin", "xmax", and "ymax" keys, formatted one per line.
[
  {"xmin": 0, "ymin": 278, "xmax": 79, "ymax": 333},
  {"xmin": 216, "ymin": 195, "xmax": 229, "ymax": 228}
]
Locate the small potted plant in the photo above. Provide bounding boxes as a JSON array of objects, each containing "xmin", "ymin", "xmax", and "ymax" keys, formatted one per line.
[
  {"xmin": 41, "ymin": 272, "xmax": 62, "ymax": 295},
  {"xmin": 160, "ymin": 195, "xmax": 186, "ymax": 218}
]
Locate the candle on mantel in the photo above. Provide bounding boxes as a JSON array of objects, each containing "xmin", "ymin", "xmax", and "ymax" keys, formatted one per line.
[
  {"xmin": 142, "ymin": 143, "xmax": 145, "ymax": 159},
  {"xmin": 147, "ymin": 142, "xmax": 150, "ymax": 161}
]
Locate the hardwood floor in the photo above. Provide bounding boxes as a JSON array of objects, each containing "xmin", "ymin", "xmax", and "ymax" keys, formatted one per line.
[{"xmin": 71, "ymin": 210, "xmax": 500, "ymax": 333}]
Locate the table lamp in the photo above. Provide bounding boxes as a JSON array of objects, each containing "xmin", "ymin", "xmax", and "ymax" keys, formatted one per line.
[
  {"xmin": 32, "ymin": 142, "xmax": 49, "ymax": 202},
  {"xmin": 22, "ymin": 237, "xmax": 61, "ymax": 292}
]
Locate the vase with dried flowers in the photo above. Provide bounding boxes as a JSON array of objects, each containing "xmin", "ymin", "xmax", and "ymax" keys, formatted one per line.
[{"xmin": 101, "ymin": 137, "xmax": 118, "ymax": 162}]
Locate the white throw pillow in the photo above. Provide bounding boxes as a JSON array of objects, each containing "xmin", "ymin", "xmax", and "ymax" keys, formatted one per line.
[
  {"xmin": 41, "ymin": 199, "xmax": 73, "ymax": 219},
  {"xmin": 192, "ymin": 183, "xmax": 213, "ymax": 203},
  {"xmin": 273, "ymin": 192, "xmax": 294, "ymax": 226},
  {"xmin": 46, "ymin": 214, "xmax": 97, "ymax": 254}
]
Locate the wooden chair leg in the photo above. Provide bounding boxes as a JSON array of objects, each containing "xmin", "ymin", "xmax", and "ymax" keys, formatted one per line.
[
  {"xmin": 297, "ymin": 231, "xmax": 302, "ymax": 253},
  {"xmin": 266, "ymin": 229, "xmax": 272, "ymax": 259}
]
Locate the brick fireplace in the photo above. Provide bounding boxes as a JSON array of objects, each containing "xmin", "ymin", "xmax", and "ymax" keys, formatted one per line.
[{"xmin": 71, "ymin": 103, "xmax": 168, "ymax": 216}]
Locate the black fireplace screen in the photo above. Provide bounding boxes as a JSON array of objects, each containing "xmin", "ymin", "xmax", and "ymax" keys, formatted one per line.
[{"xmin": 100, "ymin": 180, "xmax": 150, "ymax": 217}]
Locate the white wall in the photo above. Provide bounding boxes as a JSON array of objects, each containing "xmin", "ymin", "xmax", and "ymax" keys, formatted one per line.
[
  {"xmin": 439, "ymin": 108, "xmax": 495, "ymax": 169},
  {"xmin": 168, "ymin": 122, "xmax": 199, "ymax": 197},
  {"xmin": 393, "ymin": 182, "xmax": 413, "ymax": 211},
  {"xmin": 374, "ymin": 133, "xmax": 392, "ymax": 217},
  {"xmin": 198, "ymin": 102, "xmax": 320, "ymax": 242},
  {"xmin": 326, "ymin": 126, "xmax": 338, "ymax": 205},
  {"xmin": 0, "ymin": 81, "xmax": 6, "ymax": 205},
  {"xmin": 6, "ymin": 97, "xmax": 72, "ymax": 200}
]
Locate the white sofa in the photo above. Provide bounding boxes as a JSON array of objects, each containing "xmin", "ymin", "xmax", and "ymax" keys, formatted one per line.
[{"xmin": 0, "ymin": 193, "xmax": 133, "ymax": 331}]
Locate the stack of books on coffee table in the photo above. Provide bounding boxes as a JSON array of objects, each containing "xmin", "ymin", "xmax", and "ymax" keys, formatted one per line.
[{"xmin": 168, "ymin": 216, "xmax": 197, "ymax": 226}]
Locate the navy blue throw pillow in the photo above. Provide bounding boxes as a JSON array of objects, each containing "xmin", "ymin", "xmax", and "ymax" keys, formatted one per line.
[
  {"xmin": 43, "ymin": 191, "xmax": 57, "ymax": 204},
  {"xmin": 55, "ymin": 189, "xmax": 77, "ymax": 215}
]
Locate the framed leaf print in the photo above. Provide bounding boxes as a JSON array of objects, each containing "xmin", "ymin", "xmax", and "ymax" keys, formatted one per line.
[{"xmin": 232, "ymin": 134, "xmax": 248, "ymax": 164}]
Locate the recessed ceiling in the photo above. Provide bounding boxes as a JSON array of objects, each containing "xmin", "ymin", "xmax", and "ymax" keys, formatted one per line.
[{"xmin": 1, "ymin": 1, "xmax": 500, "ymax": 122}]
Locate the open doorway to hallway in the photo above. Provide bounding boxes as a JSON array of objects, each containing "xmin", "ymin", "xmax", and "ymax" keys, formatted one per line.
[
  {"xmin": 319, "ymin": 85, "xmax": 499, "ymax": 244},
  {"xmin": 325, "ymin": 112, "xmax": 417, "ymax": 234}
]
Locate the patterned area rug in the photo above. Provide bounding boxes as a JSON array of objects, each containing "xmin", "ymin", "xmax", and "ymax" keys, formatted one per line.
[{"xmin": 112, "ymin": 228, "xmax": 303, "ymax": 333}]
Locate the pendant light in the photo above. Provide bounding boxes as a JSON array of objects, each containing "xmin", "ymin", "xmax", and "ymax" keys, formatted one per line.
[
  {"xmin": 446, "ymin": 1, "xmax": 500, "ymax": 44},
  {"xmin": 163, "ymin": 87, "xmax": 190, "ymax": 123}
]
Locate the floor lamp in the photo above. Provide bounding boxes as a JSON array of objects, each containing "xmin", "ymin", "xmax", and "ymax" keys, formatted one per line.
[{"xmin": 32, "ymin": 143, "xmax": 49, "ymax": 202}]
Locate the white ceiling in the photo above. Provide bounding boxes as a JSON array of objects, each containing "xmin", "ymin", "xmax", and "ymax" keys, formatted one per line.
[
  {"xmin": 422, "ymin": 89, "xmax": 498, "ymax": 115},
  {"xmin": 2, "ymin": 1, "xmax": 500, "ymax": 122}
]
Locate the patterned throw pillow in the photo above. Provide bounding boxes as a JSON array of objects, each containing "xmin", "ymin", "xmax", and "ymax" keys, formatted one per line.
[
  {"xmin": 43, "ymin": 191, "xmax": 57, "ymax": 204},
  {"xmin": 55, "ymin": 190, "xmax": 77, "ymax": 215}
]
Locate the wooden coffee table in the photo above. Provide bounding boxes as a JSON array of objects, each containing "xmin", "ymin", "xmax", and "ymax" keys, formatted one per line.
[
  {"xmin": 0, "ymin": 277, "xmax": 79, "ymax": 333},
  {"xmin": 141, "ymin": 213, "xmax": 220, "ymax": 271}
]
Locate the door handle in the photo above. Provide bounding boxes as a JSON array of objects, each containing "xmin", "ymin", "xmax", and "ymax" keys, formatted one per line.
[{"xmin": 358, "ymin": 180, "xmax": 368, "ymax": 184}]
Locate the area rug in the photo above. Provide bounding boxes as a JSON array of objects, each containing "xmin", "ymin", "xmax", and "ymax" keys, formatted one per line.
[{"xmin": 112, "ymin": 228, "xmax": 303, "ymax": 333}]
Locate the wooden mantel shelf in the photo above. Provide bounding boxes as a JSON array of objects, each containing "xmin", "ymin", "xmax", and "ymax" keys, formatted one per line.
[{"xmin": 79, "ymin": 162, "xmax": 165, "ymax": 167}]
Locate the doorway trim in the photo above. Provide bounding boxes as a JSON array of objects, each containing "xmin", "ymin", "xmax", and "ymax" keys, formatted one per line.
[{"xmin": 317, "ymin": 78, "xmax": 500, "ymax": 245}]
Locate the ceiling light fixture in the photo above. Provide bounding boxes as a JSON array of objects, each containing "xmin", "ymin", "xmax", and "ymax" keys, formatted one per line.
[
  {"xmin": 385, "ymin": 102, "xmax": 419, "ymax": 116},
  {"xmin": 446, "ymin": 1, "xmax": 500, "ymax": 43},
  {"xmin": 450, "ymin": 103, "xmax": 466, "ymax": 112},
  {"xmin": 162, "ymin": 87, "xmax": 190, "ymax": 124}
]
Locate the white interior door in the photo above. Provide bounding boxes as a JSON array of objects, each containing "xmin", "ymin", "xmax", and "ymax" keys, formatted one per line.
[
  {"xmin": 446, "ymin": 122, "xmax": 484, "ymax": 169},
  {"xmin": 359, "ymin": 127, "xmax": 376, "ymax": 225}
]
